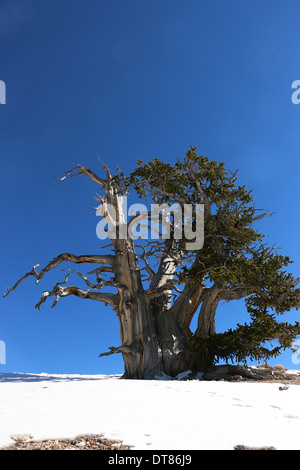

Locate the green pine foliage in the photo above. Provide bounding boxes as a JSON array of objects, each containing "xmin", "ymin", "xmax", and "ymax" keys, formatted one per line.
[{"xmin": 192, "ymin": 307, "xmax": 300, "ymax": 370}]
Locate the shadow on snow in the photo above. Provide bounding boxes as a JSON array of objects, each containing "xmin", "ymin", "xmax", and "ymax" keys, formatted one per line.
[{"xmin": 0, "ymin": 372, "xmax": 122, "ymax": 383}]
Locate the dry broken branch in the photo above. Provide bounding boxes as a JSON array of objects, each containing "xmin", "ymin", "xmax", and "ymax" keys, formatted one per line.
[
  {"xmin": 55, "ymin": 163, "xmax": 108, "ymax": 189},
  {"xmin": 3, "ymin": 253, "xmax": 115, "ymax": 297},
  {"xmin": 35, "ymin": 284, "xmax": 118, "ymax": 310},
  {"xmin": 64, "ymin": 268, "xmax": 118, "ymax": 289},
  {"xmin": 98, "ymin": 345, "xmax": 131, "ymax": 358}
]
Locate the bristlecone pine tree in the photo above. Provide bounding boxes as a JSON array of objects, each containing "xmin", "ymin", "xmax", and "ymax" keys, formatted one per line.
[{"xmin": 4, "ymin": 147, "xmax": 300, "ymax": 379}]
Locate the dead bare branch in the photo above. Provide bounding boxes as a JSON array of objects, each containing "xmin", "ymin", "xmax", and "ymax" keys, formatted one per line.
[
  {"xmin": 55, "ymin": 163, "xmax": 108, "ymax": 189},
  {"xmin": 98, "ymin": 158, "xmax": 112, "ymax": 182},
  {"xmin": 135, "ymin": 244, "xmax": 155, "ymax": 279},
  {"xmin": 4, "ymin": 264, "xmax": 40, "ymax": 297},
  {"xmin": 98, "ymin": 345, "xmax": 131, "ymax": 358},
  {"xmin": 3, "ymin": 253, "xmax": 116, "ymax": 297},
  {"xmin": 64, "ymin": 268, "xmax": 118, "ymax": 289},
  {"xmin": 35, "ymin": 283, "xmax": 119, "ymax": 310}
]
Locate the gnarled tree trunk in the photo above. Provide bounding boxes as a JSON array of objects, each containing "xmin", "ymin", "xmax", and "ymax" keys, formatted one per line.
[{"xmin": 113, "ymin": 238, "xmax": 161, "ymax": 379}]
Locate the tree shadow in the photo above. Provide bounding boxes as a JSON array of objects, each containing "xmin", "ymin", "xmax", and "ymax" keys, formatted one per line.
[{"xmin": 0, "ymin": 372, "xmax": 122, "ymax": 383}]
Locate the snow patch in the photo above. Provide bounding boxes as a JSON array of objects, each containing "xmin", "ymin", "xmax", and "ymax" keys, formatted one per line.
[
  {"xmin": 154, "ymin": 372, "xmax": 172, "ymax": 380},
  {"xmin": 1, "ymin": 371, "xmax": 300, "ymax": 450},
  {"xmin": 175, "ymin": 370, "xmax": 193, "ymax": 381}
]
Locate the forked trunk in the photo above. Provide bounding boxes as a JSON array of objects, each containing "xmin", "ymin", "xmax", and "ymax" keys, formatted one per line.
[{"xmin": 116, "ymin": 271, "xmax": 193, "ymax": 379}]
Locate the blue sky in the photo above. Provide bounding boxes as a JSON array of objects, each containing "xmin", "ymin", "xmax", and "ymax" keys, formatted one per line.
[{"xmin": 1, "ymin": 0, "xmax": 300, "ymax": 375}]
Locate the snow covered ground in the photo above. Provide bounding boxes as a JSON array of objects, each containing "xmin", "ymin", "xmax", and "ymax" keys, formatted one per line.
[{"xmin": 1, "ymin": 371, "xmax": 300, "ymax": 450}]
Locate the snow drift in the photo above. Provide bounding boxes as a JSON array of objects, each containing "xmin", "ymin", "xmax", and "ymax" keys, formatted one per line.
[{"xmin": 0, "ymin": 370, "xmax": 300, "ymax": 450}]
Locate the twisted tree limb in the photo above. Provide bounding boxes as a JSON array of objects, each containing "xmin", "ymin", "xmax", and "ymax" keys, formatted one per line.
[
  {"xmin": 55, "ymin": 163, "xmax": 108, "ymax": 189},
  {"xmin": 35, "ymin": 283, "xmax": 119, "ymax": 310},
  {"xmin": 4, "ymin": 253, "xmax": 115, "ymax": 297}
]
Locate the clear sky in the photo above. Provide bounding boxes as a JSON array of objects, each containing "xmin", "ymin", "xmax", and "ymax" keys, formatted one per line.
[{"xmin": 1, "ymin": 0, "xmax": 300, "ymax": 375}]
